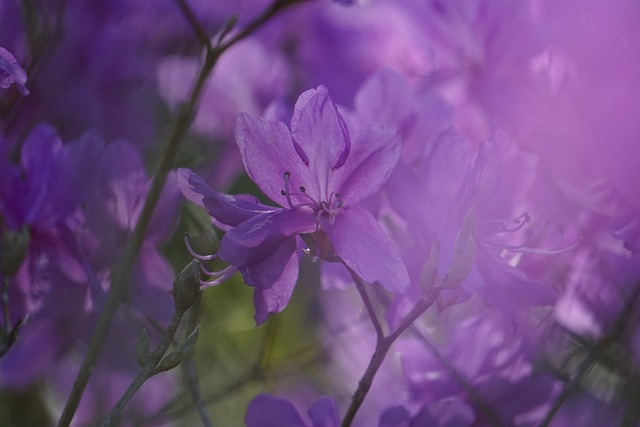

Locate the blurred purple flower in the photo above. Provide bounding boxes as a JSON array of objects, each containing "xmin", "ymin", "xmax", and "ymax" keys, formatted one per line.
[
  {"xmin": 0, "ymin": 47, "xmax": 29, "ymax": 95},
  {"xmin": 83, "ymin": 139, "xmax": 180, "ymax": 324},
  {"xmin": 398, "ymin": 307, "xmax": 557, "ymax": 426},
  {"xmin": 180, "ymin": 86, "xmax": 409, "ymax": 323},
  {"xmin": 246, "ymin": 394, "xmax": 340, "ymax": 427},
  {"xmin": 158, "ymin": 38, "xmax": 290, "ymax": 141},
  {"xmin": 384, "ymin": 126, "xmax": 560, "ymax": 321},
  {"xmin": 0, "ymin": 125, "xmax": 104, "ymax": 386}
]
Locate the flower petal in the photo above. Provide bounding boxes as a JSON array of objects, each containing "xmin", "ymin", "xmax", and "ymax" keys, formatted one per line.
[
  {"xmin": 252, "ymin": 244, "xmax": 300, "ymax": 324},
  {"xmin": 308, "ymin": 398, "xmax": 340, "ymax": 427},
  {"xmin": 236, "ymin": 113, "xmax": 314, "ymax": 206},
  {"xmin": 245, "ymin": 394, "xmax": 307, "ymax": 427},
  {"xmin": 242, "ymin": 238, "xmax": 297, "ymax": 289},
  {"xmin": 177, "ymin": 168, "xmax": 274, "ymax": 229},
  {"xmin": 219, "ymin": 208, "xmax": 316, "ymax": 267},
  {"xmin": 290, "ymin": 87, "xmax": 351, "ymax": 200},
  {"xmin": 331, "ymin": 123, "xmax": 402, "ymax": 207},
  {"xmin": 324, "ymin": 207, "xmax": 409, "ymax": 293}
]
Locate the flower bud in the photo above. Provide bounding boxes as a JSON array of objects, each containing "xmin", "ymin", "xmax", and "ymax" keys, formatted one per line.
[
  {"xmin": 154, "ymin": 325, "xmax": 200, "ymax": 374},
  {"xmin": 172, "ymin": 259, "xmax": 200, "ymax": 312}
]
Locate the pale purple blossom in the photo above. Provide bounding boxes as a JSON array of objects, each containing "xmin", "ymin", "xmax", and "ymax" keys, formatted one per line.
[{"xmin": 180, "ymin": 86, "xmax": 409, "ymax": 323}]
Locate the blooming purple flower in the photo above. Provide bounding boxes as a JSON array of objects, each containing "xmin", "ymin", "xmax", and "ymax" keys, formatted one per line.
[
  {"xmin": 0, "ymin": 47, "xmax": 28, "ymax": 95},
  {"xmin": 180, "ymin": 86, "xmax": 409, "ymax": 323}
]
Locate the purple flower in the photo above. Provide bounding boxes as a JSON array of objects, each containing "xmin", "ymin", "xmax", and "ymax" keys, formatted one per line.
[
  {"xmin": 245, "ymin": 394, "xmax": 340, "ymax": 427},
  {"xmin": 180, "ymin": 86, "xmax": 409, "ymax": 323},
  {"xmin": 0, "ymin": 125, "xmax": 104, "ymax": 386},
  {"xmin": 0, "ymin": 47, "xmax": 28, "ymax": 95}
]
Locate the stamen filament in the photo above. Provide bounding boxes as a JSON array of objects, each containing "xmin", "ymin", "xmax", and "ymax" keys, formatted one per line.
[
  {"xmin": 482, "ymin": 235, "xmax": 581, "ymax": 255},
  {"xmin": 200, "ymin": 265, "xmax": 238, "ymax": 289},
  {"xmin": 184, "ymin": 233, "xmax": 217, "ymax": 260},
  {"xmin": 200, "ymin": 263, "xmax": 236, "ymax": 278},
  {"xmin": 499, "ymin": 212, "xmax": 531, "ymax": 232},
  {"xmin": 282, "ymin": 172, "xmax": 297, "ymax": 209}
]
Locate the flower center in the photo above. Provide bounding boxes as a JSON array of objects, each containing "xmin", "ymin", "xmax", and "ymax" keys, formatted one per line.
[{"xmin": 280, "ymin": 171, "xmax": 344, "ymax": 225}]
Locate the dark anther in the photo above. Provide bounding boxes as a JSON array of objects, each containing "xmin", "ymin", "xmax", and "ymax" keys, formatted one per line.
[
  {"xmin": 284, "ymin": 171, "xmax": 291, "ymax": 178},
  {"xmin": 281, "ymin": 190, "xmax": 287, "ymax": 195},
  {"xmin": 300, "ymin": 186, "xmax": 306, "ymax": 193}
]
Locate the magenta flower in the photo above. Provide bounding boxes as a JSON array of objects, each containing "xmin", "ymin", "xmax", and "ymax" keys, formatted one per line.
[{"xmin": 180, "ymin": 86, "xmax": 409, "ymax": 323}]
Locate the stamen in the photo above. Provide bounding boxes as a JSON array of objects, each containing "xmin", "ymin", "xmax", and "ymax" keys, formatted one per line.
[
  {"xmin": 184, "ymin": 233, "xmax": 217, "ymax": 261},
  {"xmin": 200, "ymin": 265, "xmax": 238, "ymax": 289},
  {"xmin": 498, "ymin": 212, "xmax": 531, "ymax": 233},
  {"xmin": 200, "ymin": 263, "xmax": 236, "ymax": 278},
  {"xmin": 483, "ymin": 234, "xmax": 581, "ymax": 255},
  {"xmin": 481, "ymin": 212, "xmax": 531, "ymax": 234},
  {"xmin": 282, "ymin": 171, "xmax": 298, "ymax": 209},
  {"xmin": 283, "ymin": 176, "xmax": 316, "ymax": 207}
]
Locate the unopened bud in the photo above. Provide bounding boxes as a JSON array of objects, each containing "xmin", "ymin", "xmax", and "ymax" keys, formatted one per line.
[
  {"xmin": 173, "ymin": 259, "xmax": 200, "ymax": 312},
  {"xmin": 154, "ymin": 325, "xmax": 200, "ymax": 374}
]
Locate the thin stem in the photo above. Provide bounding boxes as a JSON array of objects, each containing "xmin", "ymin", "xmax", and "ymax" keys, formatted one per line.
[
  {"xmin": 348, "ymin": 267, "xmax": 385, "ymax": 340},
  {"xmin": 100, "ymin": 310, "xmax": 185, "ymax": 427},
  {"xmin": 182, "ymin": 293, "xmax": 214, "ymax": 427},
  {"xmin": 340, "ymin": 285, "xmax": 440, "ymax": 427},
  {"xmin": 55, "ymin": 2, "xmax": 309, "ymax": 425},
  {"xmin": 173, "ymin": 0, "xmax": 212, "ymax": 49}
]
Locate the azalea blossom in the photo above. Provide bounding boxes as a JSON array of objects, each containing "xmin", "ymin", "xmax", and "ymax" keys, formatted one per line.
[{"xmin": 180, "ymin": 86, "xmax": 409, "ymax": 323}]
